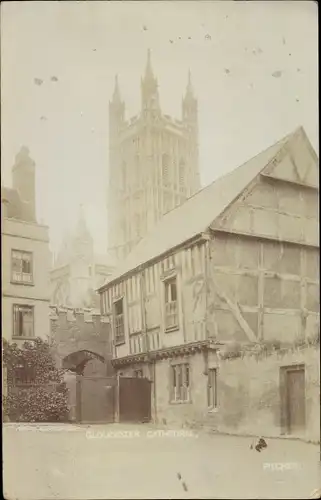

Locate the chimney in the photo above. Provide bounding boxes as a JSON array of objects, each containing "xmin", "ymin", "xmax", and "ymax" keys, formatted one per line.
[{"xmin": 12, "ymin": 146, "xmax": 36, "ymax": 222}]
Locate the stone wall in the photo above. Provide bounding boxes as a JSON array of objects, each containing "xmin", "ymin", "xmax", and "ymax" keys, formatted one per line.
[
  {"xmin": 206, "ymin": 345, "xmax": 320, "ymax": 442},
  {"xmin": 127, "ymin": 345, "xmax": 320, "ymax": 442},
  {"xmin": 49, "ymin": 306, "xmax": 114, "ymax": 376}
]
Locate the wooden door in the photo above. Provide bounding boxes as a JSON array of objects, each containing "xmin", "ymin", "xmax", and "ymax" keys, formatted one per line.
[
  {"xmin": 77, "ymin": 376, "xmax": 115, "ymax": 424},
  {"xmin": 286, "ymin": 366, "xmax": 306, "ymax": 433}
]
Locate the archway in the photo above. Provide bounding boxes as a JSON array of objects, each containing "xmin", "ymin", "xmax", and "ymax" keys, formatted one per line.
[
  {"xmin": 62, "ymin": 349, "xmax": 106, "ymax": 375},
  {"xmin": 62, "ymin": 350, "xmax": 115, "ymax": 423}
]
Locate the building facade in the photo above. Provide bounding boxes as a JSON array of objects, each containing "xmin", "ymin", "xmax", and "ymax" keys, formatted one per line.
[
  {"xmin": 108, "ymin": 50, "xmax": 201, "ymax": 261},
  {"xmin": 99, "ymin": 127, "xmax": 319, "ymax": 439},
  {"xmin": 50, "ymin": 205, "xmax": 114, "ymax": 308},
  {"xmin": 1, "ymin": 147, "xmax": 51, "ymax": 342}
]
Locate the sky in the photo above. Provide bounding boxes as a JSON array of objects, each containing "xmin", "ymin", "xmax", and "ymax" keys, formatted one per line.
[{"xmin": 1, "ymin": 1, "xmax": 318, "ymax": 256}]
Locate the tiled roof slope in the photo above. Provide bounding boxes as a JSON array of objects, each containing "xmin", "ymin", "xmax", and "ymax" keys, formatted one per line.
[{"xmin": 100, "ymin": 129, "xmax": 298, "ymax": 289}]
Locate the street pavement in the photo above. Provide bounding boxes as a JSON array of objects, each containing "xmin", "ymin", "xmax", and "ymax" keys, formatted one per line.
[{"xmin": 3, "ymin": 423, "xmax": 320, "ymax": 499}]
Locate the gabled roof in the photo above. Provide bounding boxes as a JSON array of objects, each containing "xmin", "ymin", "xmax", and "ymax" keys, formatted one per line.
[{"xmin": 99, "ymin": 128, "xmax": 303, "ymax": 290}]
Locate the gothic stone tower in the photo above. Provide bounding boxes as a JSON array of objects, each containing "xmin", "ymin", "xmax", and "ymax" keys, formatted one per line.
[{"xmin": 108, "ymin": 50, "xmax": 200, "ymax": 261}]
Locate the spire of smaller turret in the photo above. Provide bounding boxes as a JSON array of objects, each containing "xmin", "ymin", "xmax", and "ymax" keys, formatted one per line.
[
  {"xmin": 141, "ymin": 49, "xmax": 160, "ymax": 113},
  {"xmin": 182, "ymin": 69, "xmax": 198, "ymax": 125},
  {"xmin": 112, "ymin": 74, "xmax": 121, "ymax": 103},
  {"xmin": 145, "ymin": 48, "xmax": 154, "ymax": 80},
  {"xmin": 185, "ymin": 69, "xmax": 194, "ymax": 98}
]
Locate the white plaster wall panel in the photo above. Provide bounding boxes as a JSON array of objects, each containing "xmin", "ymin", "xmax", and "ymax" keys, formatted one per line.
[
  {"xmin": 304, "ymin": 218, "xmax": 319, "ymax": 246},
  {"xmin": 305, "ymin": 313, "xmax": 320, "ymax": 338},
  {"xmin": 211, "ymin": 235, "xmax": 238, "ymax": 268},
  {"xmin": 245, "ymin": 182, "xmax": 278, "ymax": 209},
  {"xmin": 268, "ymin": 154, "xmax": 298, "ymax": 183},
  {"xmin": 263, "ymin": 312, "xmax": 301, "ymax": 342},
  {"xmin": 305, "ymin": 248, "xmax": 320, "ymax": 279},
  {"xmin": 237, "ymin": 238, "xmax": 260, "ymax": 269},
  {"xmin": 236, "ymin": 274, "xmax": 259, "ymax": 307},
  {"xmin": 252, "ymin": 208, "xmax": 278, "ymax": 238},
  {"xmin": 277, "ymin": 184, "xmax": 302, "ymax": 215},
  {"xmin": 214, "ymin": 271, "xmax": 238, "ymax": 302},
  {"xmin": 215, "ymin": 309, "xmax": 248, "ymax": 342},
  {"xmin": 303, "ymin": 190, "xmax": 319, "ymax": 219},
  {"xmin": 278, "ymin": 213, "xmax": 302, "ymax": 242},
  {"xmin": 306, "ymin": 283, "xmax": 320, "ymax": 313},
  {"xmin": 230, "ymin": 205, "xmax": 253, "ymax": 233},
  {"xmin": 145, "ymin": 296, "xmax": 161, "ymax": 329}
]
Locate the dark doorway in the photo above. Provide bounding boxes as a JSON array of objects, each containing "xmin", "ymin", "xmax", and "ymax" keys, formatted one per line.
[
  {"xmin": 280, "ymin": 365, "xmax": 306, "ymax": 434},
  {"xmin": 119, "ymin": 376, "xmax": 152, "ymax": 423},
  {"xmin": 76, "ymin": 376, "xmax": 116, "ymax": 424}
]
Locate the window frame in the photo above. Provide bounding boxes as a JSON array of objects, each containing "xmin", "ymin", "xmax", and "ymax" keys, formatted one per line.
[
  {"xmin": 170, "ymin": 362, "xmax": 191, "ymax": 404},
  {"xmin": 11, "ymin": 249, "xmax": 34, "ymax": 285},
  {"xmin": 12, "ymin": 304, "xmax": 35, "ymax": 339},
  {"xmin": 163, "ymin": 275, "xmax": 179, "ymax": 332},
  {"xmin": 207, "ymin": 368, "xmax": 218, "ymax": 410},
  {"xmin": 113, "ymin": 296, "xmax": 125, "ymax": 346}
]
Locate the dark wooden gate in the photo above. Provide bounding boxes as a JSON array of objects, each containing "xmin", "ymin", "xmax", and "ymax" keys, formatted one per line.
[
  {"xmin": 119, "ymin": 377, "xmax": 152, "ymax": 423},
  {"xmin": 76, "ymin": 376, "xmax": 116, "ymax": 424},
  {"xmin": 280, "ymin": 365, "xmax": 306, "ymax": 434}
]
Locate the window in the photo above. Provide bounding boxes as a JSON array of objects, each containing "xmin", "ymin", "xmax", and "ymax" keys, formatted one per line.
[
  {"xmin": 113, "ymin": 298, "xmax": 125, "ymax": 344},
  {"xmin": 179, "ymin": 159, "xmax": 185, "ymax": 192},
  {"xmin": 13, "ymin": 305, "xmax": 34, "ymax": 338},
  {"xmin": 207, "ymin": 368, "xmax": 218, "ymax": 409},
  {"xmin": 170, "ymin": 363, "xmax": 190, "ymax": 402},
  {"xmin": 122, "ymin": 162, "xmax": 127, "ymax": 189},
  {"xmin": 11, "ymin": 250, "xmax": 33, "ymax": 284},
  {"xmin": 164, "ymin": 277, "xmax": 178, "ymax": 330},
  {"xmin": 162, "ymin": 154, "xmax": 170, "ymax": 186}
]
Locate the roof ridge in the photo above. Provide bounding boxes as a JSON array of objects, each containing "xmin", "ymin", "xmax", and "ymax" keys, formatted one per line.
[{"xmin": 139, "ymin": 129, "xmax": 293, "ymax": 226}]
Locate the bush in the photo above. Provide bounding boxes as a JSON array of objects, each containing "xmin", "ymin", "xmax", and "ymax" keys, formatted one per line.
[
  {"xmin": 3, "ymin": 385, "xmax": 69, "ymax": 422},
  {"xmin": 2, "ymin": 337, "xmax": 69, "ymax": 422}
]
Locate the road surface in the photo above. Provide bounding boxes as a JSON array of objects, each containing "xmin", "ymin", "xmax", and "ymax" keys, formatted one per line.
[{"xmin": 3, "ymin": 423, "xmax": 320, "ymax": 499}]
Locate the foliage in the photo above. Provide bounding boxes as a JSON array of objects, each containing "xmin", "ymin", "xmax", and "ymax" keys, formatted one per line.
[
  {"xmin": 2, "ymin": 337, "xmax": 69, "ymax": 422},
  {"xmin": 220, "ymin": 341, "xmax": 242, "ymax": 360},
  {"xmin": 3, "ymin": 337, "xmax": 64, "ymax": 385},
  {"xmin": 3, "ymin": 386, "xmax": 69, "ymax": 422}
]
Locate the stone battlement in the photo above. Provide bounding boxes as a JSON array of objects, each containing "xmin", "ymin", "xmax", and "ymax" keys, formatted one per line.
[{"xmin": 49, "ymin": 305, "xmax": 110, "ymax": 324}]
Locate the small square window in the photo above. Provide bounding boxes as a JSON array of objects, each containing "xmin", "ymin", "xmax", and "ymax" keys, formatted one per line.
[{"xmin": 11, "ymin": 250, "xmax": 33, "ymax": 284}]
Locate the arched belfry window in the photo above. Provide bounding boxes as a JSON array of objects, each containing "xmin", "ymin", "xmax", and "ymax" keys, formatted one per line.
[
  {"xmin": 135, "ymin": 154, "xmax": 140, "ymax": 187},
  {"xmin": 179, "ymin": 159, "xmax": 185, "ymax": 191},
  {"xmin": 122, "ymin": 162, "xmax": 127, "ymax": 189},
  {"xmin": 162, "ymin": 154, "xmax": 169, "ymax": 186}
]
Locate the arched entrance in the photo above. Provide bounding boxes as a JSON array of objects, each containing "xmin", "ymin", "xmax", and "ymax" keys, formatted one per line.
[
  {"xmin": 62, "ymin": 349, "xmax": 106, "ymax": 375},
  {"xmin": 62, "ymin": 350, "xmax": 116, "ymax": 424}
]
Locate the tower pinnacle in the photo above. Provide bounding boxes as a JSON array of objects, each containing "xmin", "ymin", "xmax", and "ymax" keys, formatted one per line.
[
  {"xmin": 141, "ymin": 49, "xmax": 160, "ymax": 112},
  {"xmin": 145, "ymin": 48, "xmax": 154, "ymax": 80},
  {"xmin": 185, "ymin": 70, "xmax": 194, "ymax": 98},
  {"xmin": 112, "ymin": 74, "xmax": 121, "ymax": 103}
]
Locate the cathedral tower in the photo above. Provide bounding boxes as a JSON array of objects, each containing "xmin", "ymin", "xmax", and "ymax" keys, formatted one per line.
[{"xmin": 108, "ymin": 50, "xmax": 200, "ymax": 261}]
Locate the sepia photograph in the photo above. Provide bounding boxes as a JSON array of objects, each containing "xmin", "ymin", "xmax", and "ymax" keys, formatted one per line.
[{"xmin": 1, "ymin": 1, "xmax": 320, "ymax": 499}]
